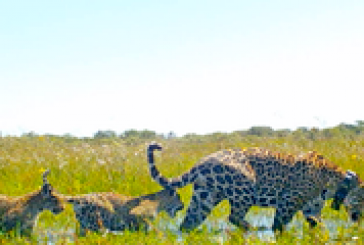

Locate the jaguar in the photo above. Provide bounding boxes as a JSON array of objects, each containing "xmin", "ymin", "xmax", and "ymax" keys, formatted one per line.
[
  {"xmin": 0, "ymin": 170, "xmax": 65, "ymax": 236},
  {"xmin": 65, "ymin": 188, "xmax": 184, "ymax": 236},
  {"xmin": 147, "ymin": 142, "xmax": 360, "ymax": 232}
]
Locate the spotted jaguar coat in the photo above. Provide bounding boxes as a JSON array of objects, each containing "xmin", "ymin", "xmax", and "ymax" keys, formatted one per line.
[
  {"xmin": 147, "ymin": 143, "xmax": 360, "ymax": 232},
  {"xmin": 0, "ymin": 170, "xmax": 65, "ymax": 236},
  {"xmin": 65, "ymin": 188, "xmax": 184, "ymax": 236}
]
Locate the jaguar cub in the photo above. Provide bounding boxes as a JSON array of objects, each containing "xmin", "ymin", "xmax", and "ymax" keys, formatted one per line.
[
  {"xmin": 0, "ymin": 170, "xmax": 65, "ymax": 236},
  {"xmin": 65, "ymin": 188, "xmax": 184, "ymax": 236}
]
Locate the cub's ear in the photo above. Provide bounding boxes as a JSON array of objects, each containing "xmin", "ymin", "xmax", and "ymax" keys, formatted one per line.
[
  {"xmin": 42, "ymin": 169, "xmax": 51, "ymax": 184},
  {"xmin": 39, "ymin": 169, "xmax": 53, "ymax": 196}
]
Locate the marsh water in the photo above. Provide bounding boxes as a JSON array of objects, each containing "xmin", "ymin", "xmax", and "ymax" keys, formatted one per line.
[{"xmin": 36, "ymin": 208, "xmax": 362, "ymax": 244}]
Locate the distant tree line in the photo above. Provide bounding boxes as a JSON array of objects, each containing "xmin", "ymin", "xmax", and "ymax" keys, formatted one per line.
[
  {"xmin": 93, "ymin": 129, "xmax": 162, "ymax": 139},
  {"xmin": 91, "ymin": 121, "xmax": 364, "ymax": 140},
  {"xmin": 14, "ymin": 120, "xmax": 364, "ymax": 141}
]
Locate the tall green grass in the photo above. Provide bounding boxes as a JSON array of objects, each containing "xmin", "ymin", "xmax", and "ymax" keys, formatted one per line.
[{"xmin": 0, "ymin": 134, "xmax": 363, "ymax": 244}]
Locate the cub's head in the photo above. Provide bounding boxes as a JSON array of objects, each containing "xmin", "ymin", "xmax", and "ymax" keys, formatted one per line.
[
  {"xmin": 39, "ymin": 169, "xmax": 65, "ymax": 215},
  {"xmin": 344, "ymin": 183, "xmax": 364, "ymax": 222},
  {"xmin": 157, "ymin": 188, "xmax": 184, "ymax": 218}
]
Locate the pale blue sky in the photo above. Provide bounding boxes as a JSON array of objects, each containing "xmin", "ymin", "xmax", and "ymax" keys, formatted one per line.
[{"xmin": 1, "ymin": 1, "xmax": 363, "ymax": 137}]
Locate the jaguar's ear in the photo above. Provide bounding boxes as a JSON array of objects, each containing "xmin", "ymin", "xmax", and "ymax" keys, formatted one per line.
[
  {"xmin": 346, "ymin": 170, "xmax": 358, "ymax": 181},
  {"xmin": 344, "ymin": 170, "xmax": 360, "ymax": 190}
]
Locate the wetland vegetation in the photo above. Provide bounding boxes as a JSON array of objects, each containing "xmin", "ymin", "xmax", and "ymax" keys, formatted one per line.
[{"xmin": 0, "ymin": 122, "xmax": 363, "ymax": 244}]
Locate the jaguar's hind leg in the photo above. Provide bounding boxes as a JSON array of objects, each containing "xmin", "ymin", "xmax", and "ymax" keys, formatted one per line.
[{"xmin": 180, "ymin": 184, "xmax": 224, "ymax": 232}]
